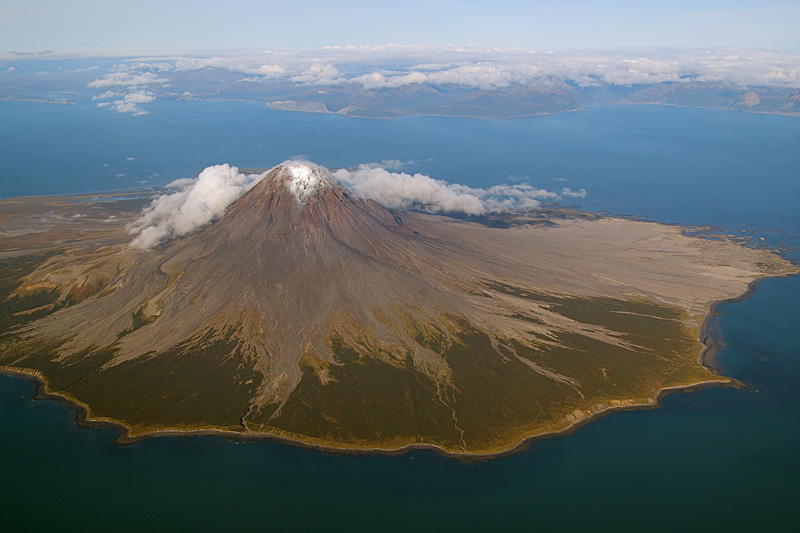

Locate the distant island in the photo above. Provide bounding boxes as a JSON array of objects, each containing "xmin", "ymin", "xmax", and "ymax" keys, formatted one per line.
[
  {"xmin": 261, "ymin": 83, "xmax": 800, "ymax": 119},
  {"xmin": 1, "ymin": 163, "xmax": 796, "ymax": 457}
]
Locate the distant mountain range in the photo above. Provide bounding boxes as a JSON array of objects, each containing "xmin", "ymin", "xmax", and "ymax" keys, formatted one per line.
[
  {"xmin": 262, "ymin": 80, "xmax": 800, "ymax": 118},
  {"xmin": 265, "ymin": 77, "xmax": 584, "ymax": 118},
  {"xmin": 1, "ymin": 51, "xmax": 798, "ymax": 118}
]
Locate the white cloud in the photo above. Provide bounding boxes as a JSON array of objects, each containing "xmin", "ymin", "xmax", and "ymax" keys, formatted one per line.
[
  {"xmin": 426, "ymin": 62, "xmax": 541, "ymax": 89},
  {"xmin": 129, "ymin": 161, "xmax": 584, "ymax": 250},
  {"xmin": 352, "ymin": 71, "xmax": 429, "ymax": 89},
  {"xmin": 561, "ymin": 187, "xmax": 587, "ymax": 198},
  {"xmin": 379, "ymin": 159, "xmax": 407, "ymax": 171},
  {"xmin": 128, "ymin": 164, "xmax": 266, "ymax": 249},
  {"xmin": 171, "ymin": 56, "xmax": 283, "ymax": 77},
  {"xmin": 332, "ymin": 164, "xmax": 565, "ymax": 216},
  {"xmin": 106, "ymin": 91, "xmax": 155, "ymax": 115},
  {"xmin": 252, "ymin": 64, "xmax": 287, "ymax": 78},
  {"xmin": 539, "ymin": 48, "xmax": 800, "ymax": 88},
  {"xmin": 333, "ymin": 165, "xmax": 486, "ymax": 215},
  {"xmin": 88, "ymin": 71, "xmax": 165, "ymax": 88},
  {"xmin": 122, "ymin": 92, "xmax": 154, "ymax": 104},
  {"xmin": 119, "ymin": 47, "xmax": 800, "ymax": 92},
  {"xmin": 91, "ymin": 90, "xmax": 117, "ymax": 100},
  {"xmin": 289, "ymin": 63, "xmax": 344, "ymax": 85},
  {"xmin": 339, "ymin": 49, "xmax": 800, "ymax": 90}
]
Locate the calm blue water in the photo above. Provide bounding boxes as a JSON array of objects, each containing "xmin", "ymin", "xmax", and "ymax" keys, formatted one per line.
[
  {"xmin": 3, "ymin": 101, "xmax": 798, "ymax": 232},
  {"xmin": 1, "ymin": 102, "xmax": 798, "ymax": 530}
]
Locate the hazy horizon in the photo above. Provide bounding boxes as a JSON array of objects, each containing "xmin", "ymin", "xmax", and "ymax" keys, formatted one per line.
[{"xmin": 2, "ymin": 1, "xmax": 799, "ymax": 54}]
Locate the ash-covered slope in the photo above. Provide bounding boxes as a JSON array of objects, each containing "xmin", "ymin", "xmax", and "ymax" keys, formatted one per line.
[
  {"xmin": 130, "ymin": 163, "xmax": 465, "ymax": 414},
  {"xmin": 2, "ymin": 162, "xmax": 795, "ymax": 455},
  {"xmin": 5, "ymin": 164, "xmax": 495, "ymax": 437}
]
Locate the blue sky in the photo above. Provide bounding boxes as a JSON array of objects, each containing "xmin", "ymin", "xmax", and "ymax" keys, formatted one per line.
[{"xmin": 2, "ymin": 0, "xmax": 798, "ymax": 53}]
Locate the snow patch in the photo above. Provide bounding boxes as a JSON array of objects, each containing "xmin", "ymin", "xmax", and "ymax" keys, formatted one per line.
[{"xmin": 285, "ymin": 162, "xmax": 331, "ymax": 204}]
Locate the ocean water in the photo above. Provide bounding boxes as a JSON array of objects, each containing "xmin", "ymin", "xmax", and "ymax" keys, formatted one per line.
[
  {"xmin": 3, "ymin": 101, "xmax": 798, "ymax": 234},
  {"xmin": 1, "ymin": 102, "xmax": 799, "ymax": 530}
]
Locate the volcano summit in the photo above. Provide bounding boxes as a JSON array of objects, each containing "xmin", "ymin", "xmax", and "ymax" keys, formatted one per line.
[{"xmin": 1, "ymin": 163, "xmax": 796, "ymax": 456}]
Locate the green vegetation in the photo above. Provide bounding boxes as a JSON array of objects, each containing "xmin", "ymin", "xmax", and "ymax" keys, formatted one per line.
[
  {"xmin": 15, "ymin": 344, "xmax": 117, "ymax": 391},
  {"xmin": 65, "ymin": 332, "xmax": 261, "ymax": 430},
  {"xmin": 258, "ymin": 336, "xmax": 463, "ymax": 447},
  {"xmin": 1, "ymin": 256, "xmax": 717, "ymax": 453},
  {"xmin": 441, "ymin": 325, "xmax": 569, "ymax": 448},
  {"xmin": 9, "ymin": 331, "xmax": 261, "ymax": 431},
  {"xmin": 1, "ymin": 256, "xmax": 261, "ymax": 431},
  {"xmin": 116, "ymin": 308, "xmax": 156, "ymax": 339},
  {"xmin": 0, "ymin": 252, "xmax": 62, "ymax": 337},
  {"xmin": 251, "ymin": 283, "xmax": 713, "ymax": 452}
]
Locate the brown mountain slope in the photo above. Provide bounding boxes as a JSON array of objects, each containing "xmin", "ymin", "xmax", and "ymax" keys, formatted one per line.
[{"xmin": 1, "ymin": 164, "xmax": 796, "ymax": 456}]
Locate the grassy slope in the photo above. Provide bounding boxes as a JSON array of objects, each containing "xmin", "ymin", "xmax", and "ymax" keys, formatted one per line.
[
  {"xmin": 0, "ymin": 252, "xmax": 62, "ymax": 337},
  {"xmin": 1, "ymin": 257, "xmax": 716, "ymax": 453},
  {"xmin": 260, "ymin": 284, "xmax": 714, "ymax": 453},
  {"xmin": 0, "ymin": 254, "xmax": 261, "ymax": 433}
]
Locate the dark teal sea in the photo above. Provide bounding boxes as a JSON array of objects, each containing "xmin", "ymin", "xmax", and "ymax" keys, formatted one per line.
[{"xmin": 1, "ymin": 102, "xmax": 798, "ymax": 530}]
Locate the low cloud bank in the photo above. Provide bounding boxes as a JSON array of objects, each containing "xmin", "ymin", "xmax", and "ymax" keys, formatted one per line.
[
  {"xmin": 561, "ymin": 187, "xmax": 587, "ymax": 198},
  {"xmin": 123, "ymin": 47, "xmax": 800, "ymax": 90},
  {"xmin": 128, "ymin": 164, "xmax": 265, "ymax": 249},
  {"xmin": 332, "ymin": 164, "xmax": 576, "ymax": 215},
  {"xmin": 88, "ymin": 71, "xmax": 164, "ymax": 88},
  {"xmin": 86, "ymin": 48, "xmax": 800, "ymax": 101},
  {"xmin": 88, "ymin": 65, "xmax": 166, "ymax": 116},
  {"xmin": 93, "ymin": 89, "xmax": 156, "ymax": 115},
  {"xmin": 333, "ymin": 166, "xmax": 486, "ymax": 214},
  {"xmin": 110, "ymin": 91, "xmax": 154, "ymax": 115},
  {"xmin": 82, "ymin": 48, "xmax": 799, "ymax": 120}
]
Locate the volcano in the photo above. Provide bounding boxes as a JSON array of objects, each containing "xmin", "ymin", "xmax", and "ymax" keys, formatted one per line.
[{"xmin": 1, "ymin": 163, "xmax": 795, "ymax": 456}]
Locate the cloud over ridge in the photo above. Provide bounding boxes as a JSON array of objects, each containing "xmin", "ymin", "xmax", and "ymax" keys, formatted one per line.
[
  {"xmin": 332, "ymin": 164, "xmax": 568, "ymax": 215},
  {"xmin": 99, "ymin": 47, "xmax": 800, "ymax": 90},
  {"xmin": 78, "ymin": 47, "xmax": 800, "ymax": 119},
  {"xmin": 128, "ymin": 164, "xmax": 266, "ymax": 249}
]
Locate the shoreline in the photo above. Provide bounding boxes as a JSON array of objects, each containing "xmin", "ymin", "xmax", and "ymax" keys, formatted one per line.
[
  {"xmin": 0, "ymin": 364, "xmax": 737, "ymax": 462},
  {"xmin": 1, "ymin": 273, "xmax": 778, "ymax": 462},
  {"xmin": 1, "ymin": 201, "xmax": 797, "ymax": 460}
]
